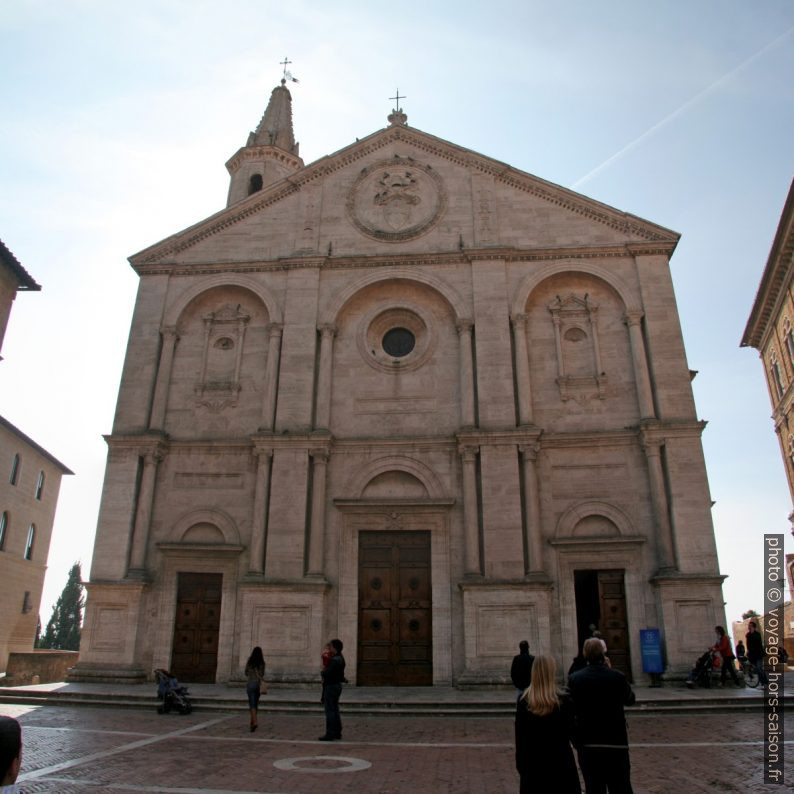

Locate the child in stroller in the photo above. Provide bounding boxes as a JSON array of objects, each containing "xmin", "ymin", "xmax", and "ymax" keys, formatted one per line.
[
  {"xmin": 685, "ymin": 649, "xmax": 720, "ymax": 688},
  {"xmin": 154, "ymin": 669, "xmax": 192, "ymax": 714}
]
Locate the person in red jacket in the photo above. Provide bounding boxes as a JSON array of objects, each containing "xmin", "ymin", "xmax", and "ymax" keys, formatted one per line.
[{"xmin": 712, "ymin": 626, "xmax": 741, "ymax": 687}]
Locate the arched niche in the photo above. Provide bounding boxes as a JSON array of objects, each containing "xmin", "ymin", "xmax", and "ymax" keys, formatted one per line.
[
  {"xmin": 167, "ymin": 508, "xmax": 242, "ymax": 547},
  {"xmin": 555, "ymin": 500, "xmax": 634, "ymax": 540},
  {"xmin": 343, "ymin": 456, "xmax": 447, "ymax": 501}
]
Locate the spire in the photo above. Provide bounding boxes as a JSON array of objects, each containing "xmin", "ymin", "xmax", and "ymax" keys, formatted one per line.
[
  {"xmin": 388, "ymin": 88, "xmax": 407, "ymax": 127},
  {"xmin": 225, "ymin": 70, "xmax": 304, "ymax": 207},
  {"xmin": 248, "ymin": 80, "xmax": 299, "ymax": 153}
]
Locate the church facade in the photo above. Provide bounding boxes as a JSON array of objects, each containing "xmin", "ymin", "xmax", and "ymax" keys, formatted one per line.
[{"xmin": 73, "ymin": 82, "xmax": 726, "ymax": 685}]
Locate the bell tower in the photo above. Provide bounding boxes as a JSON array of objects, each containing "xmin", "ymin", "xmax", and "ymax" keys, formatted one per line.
[{"xmin": 225, "ymin": 77, "xmax": 303, "ymax": 206}]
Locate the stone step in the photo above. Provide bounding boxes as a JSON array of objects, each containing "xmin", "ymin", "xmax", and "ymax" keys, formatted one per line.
[{"xmin": 0, "ymin": 685, "xmax": 789, "ymax": 716}]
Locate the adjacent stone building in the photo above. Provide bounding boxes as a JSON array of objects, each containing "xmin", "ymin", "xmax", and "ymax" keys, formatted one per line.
[
  {"xmin": 74, "ymin": 82, "xmax": 727, "ymax": 686},
  {"xmin": 0, "ymin": 240, "xmax": 72, "ymax": 673},
  {"xmin": 741, "ymin": 177, "xmax": 794, "ymax": 653}
]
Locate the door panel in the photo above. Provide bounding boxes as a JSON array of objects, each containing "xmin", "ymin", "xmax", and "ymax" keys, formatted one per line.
[
  {"xmin": 358, "ymin": 530, "xmax": 432, "ymax": 685},
  {"xmin": 171, "ymin": 572, "xmax": 222, "ymax": 683}
]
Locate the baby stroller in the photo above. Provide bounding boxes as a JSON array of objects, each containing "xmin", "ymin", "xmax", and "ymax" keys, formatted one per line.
[
  {"xmin": 685, "ymin": 649, "xmax": 719, "ymax": 688},
  {"xmin": 154, "ymin": 669, "xmax": 192, "ymax": 714}
]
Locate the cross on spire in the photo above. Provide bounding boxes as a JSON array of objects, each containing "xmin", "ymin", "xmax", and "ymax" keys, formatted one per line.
[
  {"xmin": 389, "ymin": 89, "xmax": 406, "ymax": 110},
  {"xmin": 280, "ymin": 57, "xmax": 292, "ymax": 80}
]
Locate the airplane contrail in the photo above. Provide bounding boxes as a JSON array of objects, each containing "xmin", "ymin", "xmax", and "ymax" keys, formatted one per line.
[{"xmin": 571, "ymin": 26, "xmax": 794, "ymax": 189}]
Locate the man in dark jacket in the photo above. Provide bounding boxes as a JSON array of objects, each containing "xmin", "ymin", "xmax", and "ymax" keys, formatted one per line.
[
  {"xmin": 568, "ymin": 637, "xmax": 636, "ymax": 793},
  {"xmin": 510, "ymin": 640, "xmax": 535, "ymax": 695},
  {"xmin": 745, "ymin": 621, "xmax": 768, "ymax": 685},
  {"xmin": 319, "ymin": 638, "xmax": 345, "ymax": 741}
]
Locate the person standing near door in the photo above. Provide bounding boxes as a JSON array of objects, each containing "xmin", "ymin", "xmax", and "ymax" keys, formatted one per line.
[
  {"xmin": 510, "ymin": 640, "xmax": 535, "ymax": 698},
  {"xmin": 319, "ymin": 639, "xmax": 345, "ymax": 741},
  {"xmin": 569, "ymin": 637, "xmax": 636, "ymax": 793}
]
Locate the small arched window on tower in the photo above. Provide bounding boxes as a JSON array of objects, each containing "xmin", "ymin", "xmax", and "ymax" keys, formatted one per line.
[
  {"xmin": 35, "ymin": 470, "xmax": 45, "ymax": 500},
  {"xmin": 10, "ymin": 453, "xmax": 20, "ymax": 485},
  {"xmin": 248, "ymin": 173, "xmax": 263, "ymax": 195},
  {"xmin": 788, "ymin": 435, "xmax": 794, "ymax": 472},
  {"xmin": 24, "ymin": 523, "xmax": 35, "ymax": 560},
  {"xmin": 784, "ymin": 318, "xmax": 794, "ymax": 368},
  {"xmin": 770, "ymin": 350, "xmax": 785, "ymax": 399},
  {"xmin": 0, "ymin": 511, "xmax": 7, "ymax": 551}
]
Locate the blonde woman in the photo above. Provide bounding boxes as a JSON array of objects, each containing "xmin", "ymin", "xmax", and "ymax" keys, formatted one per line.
[{"xmin": 515, "ymin": 654, "xmax": 580, "ymax": 793}]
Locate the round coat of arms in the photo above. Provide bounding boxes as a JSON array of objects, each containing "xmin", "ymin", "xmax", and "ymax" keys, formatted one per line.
[{"xmin": 346, "ymin": 157, "xmax": 446, "ymax": 241}]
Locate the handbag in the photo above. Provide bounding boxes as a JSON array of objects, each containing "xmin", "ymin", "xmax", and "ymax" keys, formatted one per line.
[{"xmin": 259, "ymin": 679, "xmax": 268, "ymax": 695}]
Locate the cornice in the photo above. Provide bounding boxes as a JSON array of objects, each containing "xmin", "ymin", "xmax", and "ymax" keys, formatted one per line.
[
  {"xmin": 133, "ymin": 242, "xmax": 670, "ymax": 278},
  {"xmin": 130, "ymin": 124, "xmax": 679, "ymax": 268},
  {"xmin": 225, "ymin": 144, "xmax": 303, "ymax": 174},
  {"xmin": 742, "ymin": 179, "xmax": 794, "ymax": 350}
]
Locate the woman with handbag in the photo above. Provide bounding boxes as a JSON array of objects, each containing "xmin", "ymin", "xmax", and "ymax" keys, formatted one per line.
[{"xmin": 245, "ymin": 646, "xmax": 266, "ymax": 732}]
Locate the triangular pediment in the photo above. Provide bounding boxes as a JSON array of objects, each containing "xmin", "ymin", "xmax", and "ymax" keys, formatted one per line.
[{"xmin": 130, "ymin": 123, "xmax": 679, "ymax": 269}]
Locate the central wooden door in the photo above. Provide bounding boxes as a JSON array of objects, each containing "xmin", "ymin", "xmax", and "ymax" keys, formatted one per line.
[
  {"xmin": 358, "ymin": 530, "xmax": 432, "ymax": 686},
  {"xmin": 170, "ymin": 572, "xmax": 222, "ymax": 683}
]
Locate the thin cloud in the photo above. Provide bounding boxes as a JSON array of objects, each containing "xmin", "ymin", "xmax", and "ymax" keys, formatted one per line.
[{"xmin": 571, "ymin": 26, "xmax": 794, "ymax": 189}]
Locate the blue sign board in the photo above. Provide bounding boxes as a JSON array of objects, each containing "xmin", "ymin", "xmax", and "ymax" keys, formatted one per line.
[{"xmin": 640, "ymin": 628, "xmax": 664, "ymax": 674}]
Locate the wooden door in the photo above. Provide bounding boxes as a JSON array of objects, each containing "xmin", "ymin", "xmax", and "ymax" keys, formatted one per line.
[
  {"xmin": 597, "ymin": 570, "xmax": 631, "ymax": 680},
  {"xmin": 170, "ymin": 572, "xmax": 222, "ymax": 683},
  {"xmin": 358, "ymin": 531, "xmax": 432, "ymax": 686}
]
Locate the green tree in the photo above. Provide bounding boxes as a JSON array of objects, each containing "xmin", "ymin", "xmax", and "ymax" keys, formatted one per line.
[
  {"xmin": 742, "ymin": 609, "xmax": 760, "ymax": 621},
  {"xmin": 34, "ymin": 615, "xmax": 42, "ymax": 647},
  {"xmin": 40, "ymin": 562, "xmax": 85, "ymax": 650}
]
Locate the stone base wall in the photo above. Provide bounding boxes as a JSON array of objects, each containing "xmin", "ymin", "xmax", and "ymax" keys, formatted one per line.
[{"xmin": 4, "ymin": 650, "xmax": 79, "ymax": 685}]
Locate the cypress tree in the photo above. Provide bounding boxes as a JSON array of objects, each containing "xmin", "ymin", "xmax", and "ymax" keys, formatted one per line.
[{"xmin": 40, "ymin": 562, "xmax": 85, "ymax": 650}]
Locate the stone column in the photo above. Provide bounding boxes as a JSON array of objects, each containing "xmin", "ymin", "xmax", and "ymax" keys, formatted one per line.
[
  {"xmin": 625, "ymin": 312, "xmax": 656, "ymax": 420},
  {"xmin": 128, "ymin": 449, "xmax": 162, "ymax": 574},
  {"xmin": 457, "ymin": 320, "xmax": 475, "ymax": 427},
  {"xmin": 520, "ymin": 443, "xmax": 545, "ymax": 574},
  {"xmin": 149, "ymin": 327, "xmax": 178, "ymax": 430},
  {"xmin": 307, "ymin": 449, "xmax": 330, "ymax": 575},
  {"xmin": 261, "ymin": 323, "xmax": 283, "ymax": 431},
  {"xmin": 642, "ymin": 438, "xmax": 676, "ymax": 572},
  {"xmin": 248, "ymin": 448, "xmax": 273, "ymax": 575},
  {"xmin": 551, "ymin": 315, "xmax": 565, "ymax": 378},
  {"xmin": 511, "ymin": 314, "xmax": 534, "ymax": 425},
  {"xmin": 460, "ymin": 446, "xmax": 481, "ymax": 575},
  {"xmin": 315, "ymin": 325, "xmax": 337, "ymax": 430}
]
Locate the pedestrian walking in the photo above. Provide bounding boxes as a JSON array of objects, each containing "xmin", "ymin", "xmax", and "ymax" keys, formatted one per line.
[
  {"xmin": 745, "ymin": 621, "xmax": 768, "ymax": 685},
  {"xmin": 514, "ymin": 654, "xmax": 580, "ymax": 794},
  {"xmin": 569, "ymin": 637, "xmax": 636, "ymax": 793},
  {"xmin": 510, "ymin": 640, "xmax": 535, "ymax": 697},
  {"xmin": 319, "ymin": 638, "xmax": 345, "ymax": 741},
  {"xmin": 0, "ymin": 716, "xmax": 22, "ymax": 793},
  {"xmin": 712, "ymin": 626, "xmax": 741, "ymax": 687},
  {"xmin": 244, "ymin": 646, "xmax": 266, "ymax": 732}
]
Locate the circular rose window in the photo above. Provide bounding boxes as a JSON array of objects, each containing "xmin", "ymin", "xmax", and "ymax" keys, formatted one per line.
[{"xmin": 358, "ymin": 304, "xmax": 435, "ymax": 373}]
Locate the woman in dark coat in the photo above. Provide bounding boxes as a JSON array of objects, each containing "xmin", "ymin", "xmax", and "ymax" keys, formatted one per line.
[
  {"xmin": 515, "ymin": 654, "xmax": 581, "ymax": 793},
  {"xmin": 244, "ymin": 646, "xmax": 266, "ymax": 732}
]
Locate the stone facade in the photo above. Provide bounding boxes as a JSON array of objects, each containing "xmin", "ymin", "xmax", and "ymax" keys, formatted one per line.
[
  {"xmin": 74, "ymin": 85, "xmax": 727, "ymax": 686},
  {"xmin": 741, "ymin": 177, "xmax": 794, "ymax": 650},
  {"xmin": 0, "ymin": 242, "xmax": 71, "ymax": 672}
]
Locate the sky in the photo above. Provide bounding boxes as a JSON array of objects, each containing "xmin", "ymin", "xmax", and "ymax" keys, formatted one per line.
[{"xmin": 1, "ymin": 1, "xmax": 793, "ymax": 638}]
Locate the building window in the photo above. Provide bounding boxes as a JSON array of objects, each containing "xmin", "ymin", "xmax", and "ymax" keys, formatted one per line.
[
  {"xmin": 248, "ymin": 173, "xmax": 263, "ymax": 195},
  {"xmin": 770, "ymin": 352, "xmax": 785, "ymax": 399},
  {"xmin": 24, "ymin": 523, "xmax": 35, "ymax": 560},
  {"xmin": 35, "ymin": 470, "xmax": 45, "ymax": 500},
  {"xmin": 788, "ymin": 436, "xmax": 794, "ymax": 470},
  {"xmin": 21, "ymin": 591, "xmax": 32, "ymax": 614},
  {"xmin": 0, "ymin": 511, "xmax": 7, "ymax": 550},
  {"xmin": 10, "ymin": 453, "xmax": 20, "ymax": 485},
  {"xmin": 785, "ymin": 320, "xmax": 794, "ymax": 368},
  {"xmin": 382, "ymin": 327, "xmax": 416, "ymax": 358}
]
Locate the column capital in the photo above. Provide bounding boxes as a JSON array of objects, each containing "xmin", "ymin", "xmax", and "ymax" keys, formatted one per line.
[
  {"xmin": 161, "ymin": 325, "xmax": 179, "ymax": 340},
  {"xmin": 458, "ymin": 445, "xmax": 479, "ymax": 462},
  {"xmin": 310, "ymin": 448, "xmax": 330, "ymax": 463},
  {"xmin": 266, "ymin": 322, "xmax": 284, "ymax": 338},
  {"xmin": 519, "ymin": 442, "xmax": 541, "ymax": 461},
  {"xmin": 318, "ymin": 324, "xmax": 338, "ymax": 339},
  {"xmin": 455, "ymin": 318, "xmax": 474, "ymax": 335},
  {"xmin": 511, "ymin": 313, "xmax": 528, "ymax": 330},
  {"xmin": 624, "ymin": 311, "xmax": 644, "ymax": 327},
  {"xmin": 253, "ymin": 446, "xmax": 274, "ymax": 461}
]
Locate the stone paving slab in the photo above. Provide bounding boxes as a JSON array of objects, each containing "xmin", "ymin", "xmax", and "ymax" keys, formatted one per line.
[{"xmin": 2, "ymin": 701, "xmax": 791, "ymax": 793}]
